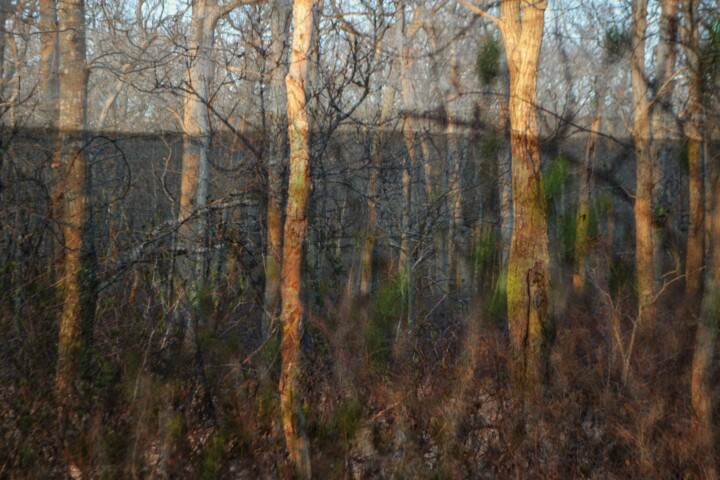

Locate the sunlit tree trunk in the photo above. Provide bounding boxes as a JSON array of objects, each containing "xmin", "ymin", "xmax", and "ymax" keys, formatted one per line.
[
  {"xmin": 630, "ymin": 0, "xmax": 655, "ymax": 328},
  {"xmin": 682, "ymin": 0, "xmax": 704, "ymax": 306},
  {"xmin": 54, "ymin": 0, "xmax": 93, "ymax": 428},
  {"xmin": 500, "ymin": 0, "xmax": 551, "ymax": 392},
  {"xmin": 262, "ymin": 0, "xmax": 291, "ymax": 337},
  {"xmin": 279, "ymin": 0, "xmax": 315, "ymax": 475}
]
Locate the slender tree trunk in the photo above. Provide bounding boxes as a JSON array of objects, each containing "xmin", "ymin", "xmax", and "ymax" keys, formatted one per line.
[
  {"xmin": 262, "ymin": 0, "xmax": 291, "ymax": 337},
  {"xmin": 631, "ymin": 0, "xmax": 656, "ymax": 329},
  {"xmin": 684, "ymin": 1, "xmax": 716, "ymax": 476},
  {"xmin": 279, "ymin": 0, "xmax": 315, "ymax": 475},
  {"xmin": 573, "ymin": 114, "xmax": 600, "ymax": 293},
  {"xmin": 421, "ymin": 30, "xmax": 443, "ymax": 293},
  {"xmin": 54, "ymin": 0, "xmax": 93, "ymax": 471},
  {"xmin": 0, "ymin": 1, "xmax": 8, "ymax": 100},
  {"xmin": 173, "ymin": 1, "xmax": 221, "ymax": 347},
  {"xmin": 360, "ymin": 65, "xmax": 398, "ymax": 296},
  {"xmin": 400, "ymin": 52, "xmax": 416, "ymax": 329},
  {"xmin": 498, "ymin": 57, "xmax": 512, "ymax": 268},
  {"xmin": 500, "ymin": 0, "xmax": 551, "ymax": 392},
  {"xmin": 40, "ymin": 0, "xmax": 59, "ymax": 127},
  {"xmin": 683, "ymin": 0, "xmax": 704, "ymax": 306},
  {"xmin": 159, "ymin": 4, "xmax": 229, "ymax": 476},
  {"xmin": 690, "ymin": 143, "xmax": 719, "ymax": 480},
  {"xmin": 651, "ymin": 0, "xmax": 679, "ymax": 282},
  {"xmin": 445, "ymin": 41, "xmax": 468, "ymax": 295},
  {"xmin": 398, "ymin": 9, "xmax": 422, "ymax": 330}
]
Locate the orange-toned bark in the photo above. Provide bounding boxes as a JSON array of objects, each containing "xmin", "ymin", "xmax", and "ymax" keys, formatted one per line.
[
  {"xmin": 54, "ymin": 0, "xmax": 91, "ymax": 403},
  {"xmin": 631, "ymin": 0, "xmax": 656, "ymax": 329},
  {"xmin": 279, "ymin": 0, "xmax": 315, "ymax": 475},
  {"xmin": 500, "ymin": 0, "xmax": 551, "ymax": 392}
]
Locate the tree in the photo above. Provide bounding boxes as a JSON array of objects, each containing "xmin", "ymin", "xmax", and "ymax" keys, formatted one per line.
[
  {"xmin": 54, "ymin": 0, "xmax": 91, "ymax": 398},
  {"xmin": 279, "ymin": 0, "xmax": 315, "ymax": 475},
  {"xmin": 682, "ymin": 0, "xmax": 704, "ymax": 306},
  {"xmin": 398, "ymin": 4, "xmax": 422, "ymax": 331},
  {"xmin": 53, "ymin": 0, "xmax": 94, "ymax": 474},
  {"xmin": 172, "ymin": 0, "xmax": 263, "ymax": 347},
  {"xmin": 39, "ymin": 0, "xmax": 59, "ymax": 127},
  {"xmin": 686, "ymin": 0, "xmax": 717, "ymax": 476},
  {"xmin": 360, "ymin": 39, "xmax": 399, "ymax": 297},
  {"xmin": 630, "ymin": 0, "xmax": 655, "ymax": 329},
  {"xmin": 651, "ymin": 0, "xmax": 680, "ymax": 282},
  {"xmin": 262, "ymin": 0, "xmax": 291, "ymax": 337},
  {"xmin": 461, "ymin": 0, "xmax": 551, "ymax": 392},
  {"xmin": 690, "ymin": 109, "xmax": 719, "ymax": 480}
]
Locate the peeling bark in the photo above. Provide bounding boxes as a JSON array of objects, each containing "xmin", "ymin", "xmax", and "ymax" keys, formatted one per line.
[{"xmin": 279, "ymin": 0, "xmax": 315, "ymax": 475}]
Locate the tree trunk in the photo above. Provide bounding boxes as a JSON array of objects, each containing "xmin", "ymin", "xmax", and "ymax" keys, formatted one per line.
[
  {"xmin": 279, "ymin": 0, "xmax": 315, "ymax": 475},
  {"xmin": 262, "ymin": 0, "xmax": 291, "ymax": 337},
  {"xmin": 399, "ymin": 8, "xmax": 422, "ymax": 330},
  {"xmin": 173, "ymin": 0, "xmax": 221, "ymax": 347},
  {"xmin": 685, "ymin": 2, "xmax": 716, "ymax": 476},
  {"xmin": 159, "ymin": 5, "xmax": 226, "ymax": 476},
  {"xmin": 631, "ymin": 0, "xmax": 655, "ymax": 329},
  {"xmin": 40, "ymin": 0, "xmax": 59, "ymax": 127},
  {"xmin": 682, "ymin": 0, "xmax": 704, "ymax": 306},
  {"xmin": 651, "ymin": 0, "xmax": 679, "ymax": 283},
  {"xmin": 498, "ymin": 55, "xmax": 512, "ymax": 271},
  {"xmin": 573, "ymin": 114, "xmax": 600, "ymax": 293},
  {"xmin": 690, "ymin": 143, "xmax": 719, "ymax": 480},
  {"xmin": 54, "ymin": 0, "xmax": 93, "ymax": 471},
  {"xmin": 500, "ymin": 0, "xmax": 551, "ymax": 393},
  {"xmin": 445, "ymin": 41, "xmax": 469, "ymax": 295},
  {"xmin": 360, "ymin": 64, "xmax": 398, "ymax": 297}
]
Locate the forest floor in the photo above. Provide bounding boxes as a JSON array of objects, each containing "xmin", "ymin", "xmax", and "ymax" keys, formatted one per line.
[{"xmin": 1, "ymin": 277, "xmax": 715, "ymax": 479}]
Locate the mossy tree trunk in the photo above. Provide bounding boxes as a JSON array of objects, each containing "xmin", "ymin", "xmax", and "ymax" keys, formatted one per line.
[
  {"xmin": 500, "ymin": 0, "xmax": 551, "ymax": 392},
  {"xmin": 279, "ymin": 0, "xmax": 315, "ymax": 475},
  {"xmin": 461, "ymin": 0, "xmax": 550, "ymax": 392},
  {"xmin": 573, "ymin": 114, "xmax": 600, "ymax": 294}
]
